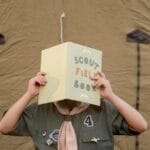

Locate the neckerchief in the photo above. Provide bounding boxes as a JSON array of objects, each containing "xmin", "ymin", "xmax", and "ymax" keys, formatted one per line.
[{"xmin": 54, "ymin": 102, "xmax": 89, "ymax": 150}]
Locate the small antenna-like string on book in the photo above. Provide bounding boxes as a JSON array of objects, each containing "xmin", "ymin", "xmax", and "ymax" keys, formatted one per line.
[{"xmin": 60, "ymin": 12, "xmax": 65, "ymax": 43}]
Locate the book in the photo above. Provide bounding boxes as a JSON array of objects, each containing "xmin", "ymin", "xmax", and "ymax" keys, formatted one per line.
[{"xmin": 38, "ymin": 42, "xmax": 102, "ymax": 105}]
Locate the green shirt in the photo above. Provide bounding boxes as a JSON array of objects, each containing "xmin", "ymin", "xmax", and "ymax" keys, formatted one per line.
[{"xmin": 7, "ymin": 99, "xmax": 138, "ymax": 150}]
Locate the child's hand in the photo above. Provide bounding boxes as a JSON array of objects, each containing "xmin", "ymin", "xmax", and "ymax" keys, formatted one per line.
[
  {"xmin": 90, "ymin": 71, "xmax": 114, "ymax": 99},
  {"xmin": 26, "ymin": 72, "xmax": 47, "ymax": 98}
]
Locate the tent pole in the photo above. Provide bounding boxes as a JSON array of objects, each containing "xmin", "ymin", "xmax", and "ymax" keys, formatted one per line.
[
  {"xmin": 135, "ymin": 43, "xmax": 140, "ymax": 150},
  {"xmin": 126, "ymin": 29, "xmax": 150, "ymax": 150}
]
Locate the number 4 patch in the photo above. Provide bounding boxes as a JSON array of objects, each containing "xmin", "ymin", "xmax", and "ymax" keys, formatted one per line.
[{"xmin": 84, "ymin": 115, "xmax": 94, "ymax": 127}]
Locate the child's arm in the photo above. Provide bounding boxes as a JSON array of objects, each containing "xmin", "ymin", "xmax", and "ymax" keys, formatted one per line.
[
  {"xmin": 0, "ymin": 72, "xmax": 47, "ymax": 134},
  {"xmin": 91, "ymin": 71, "xmax": 148, "ymax": 133}
]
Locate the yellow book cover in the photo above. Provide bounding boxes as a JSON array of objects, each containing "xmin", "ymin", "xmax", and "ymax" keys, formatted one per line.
[{"xmin": 38, "ymin": 42, "xmax": 102, "ymax": 105}]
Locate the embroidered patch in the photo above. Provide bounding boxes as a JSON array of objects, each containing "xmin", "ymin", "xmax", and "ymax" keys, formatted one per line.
[
  {"xmin": 46, "ymin": 138, "xmax": 53, "ymax": 146},
  {"xmin": 49, "ymin": 129, "xmax": 59, "ymax": 142},
  {"xmin": 91, "ymin": 137, "xmax": 100, "ymax": 143},
  {"xmin": 84, "ymin": 115, "xmax": 94, "ymax": 127}
]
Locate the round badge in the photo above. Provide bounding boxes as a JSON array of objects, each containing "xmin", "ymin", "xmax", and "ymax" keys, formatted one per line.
[{"xmin": 42, "ymin": 131, "xmax": 47, "ymax": 137}]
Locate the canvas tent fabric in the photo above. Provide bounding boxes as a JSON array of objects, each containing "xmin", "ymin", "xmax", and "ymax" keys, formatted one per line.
[{"xmin": 0, "ymin": 0, "xmax": 149, "ymax": 150}]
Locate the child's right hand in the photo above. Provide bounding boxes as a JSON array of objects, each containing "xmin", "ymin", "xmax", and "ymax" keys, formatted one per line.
[{"xmin": 26, "ymin": 72, "xmax": 47, "ymax": 98}]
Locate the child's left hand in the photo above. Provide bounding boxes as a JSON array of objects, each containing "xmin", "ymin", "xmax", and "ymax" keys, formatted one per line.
[{"xmin": 90, "ymin": 71, "xmax": 114, "ymax": 99}]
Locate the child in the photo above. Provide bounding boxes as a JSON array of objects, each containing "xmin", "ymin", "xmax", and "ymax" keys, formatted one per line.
[{"xmin": 0, "ymin": 71, "xmax": 147, "ymax": 150}]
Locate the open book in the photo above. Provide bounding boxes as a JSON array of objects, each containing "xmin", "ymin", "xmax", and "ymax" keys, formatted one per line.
[{"xmin": 38, "ymin": 42, "xmax": 102, "ymax": 105}]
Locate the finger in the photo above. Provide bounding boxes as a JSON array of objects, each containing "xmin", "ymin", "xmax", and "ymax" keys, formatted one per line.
[
  {"xmin": 90, "ymin": 73, "xmax": 99, "ymax": 80},
  {"xmin": 39, "ymin": 75, "xmax": 47, "ymax": 83},
  {"xmin": 35, "ymin": 76, "xmax": 47, "ymax": 86},
  {"xmin": 36, "ymin": 72, "xmax": 46, "ymax": 76},
  {"xmin": 93, "ymin": 76, "xmax": 108, "ymax": 87},
  {"xmin": 93, "ymin": 81, "xmax": 104, "ymax": 89},
  {"xmin": 90, "ymin": 75, "xmax": 99, "ymax": 80},
  {"xmin": 36, "ymin": 72, "xmax": 47, "ymax": 82},
  {"xmin": 96, "ymin": 71, "xmax": 106, "ymax": 78},
  {"xmin": 39, "ymin": 77, "xmax": 47, "ymax": 85},
  {"xmin": 94, "ymin": 79, "xmax": 104, "ymax": 88},
  {"xmin": 90, "ymin": 71, "xmax": 105, "ymax": 80}
]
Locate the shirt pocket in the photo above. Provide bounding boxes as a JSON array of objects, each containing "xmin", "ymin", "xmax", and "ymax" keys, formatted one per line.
[{"xmin": 80, "ymin": 129, "xmax": 112, "ymax": 150}]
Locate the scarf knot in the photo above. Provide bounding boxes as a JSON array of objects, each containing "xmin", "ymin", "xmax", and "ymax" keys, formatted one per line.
[{"xmin": 64, "ymin": 115, "xmax": 71, "ymax": 121}]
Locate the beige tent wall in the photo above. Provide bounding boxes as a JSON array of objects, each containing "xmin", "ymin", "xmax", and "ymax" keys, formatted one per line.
[{"xmin": 0, "ymin": 0, "xmax": 149, "ymax": 149}]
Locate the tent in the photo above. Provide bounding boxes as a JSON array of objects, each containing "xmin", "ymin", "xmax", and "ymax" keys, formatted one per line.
[{"xmin": 0, "ymin": 0, "xmax": 149, "ymax": 149}]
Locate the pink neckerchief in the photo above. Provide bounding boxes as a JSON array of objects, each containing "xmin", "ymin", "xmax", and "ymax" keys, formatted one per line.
[{"xmin": 54, "ymin": 102, "xmax": 89, "ymax": 150}]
